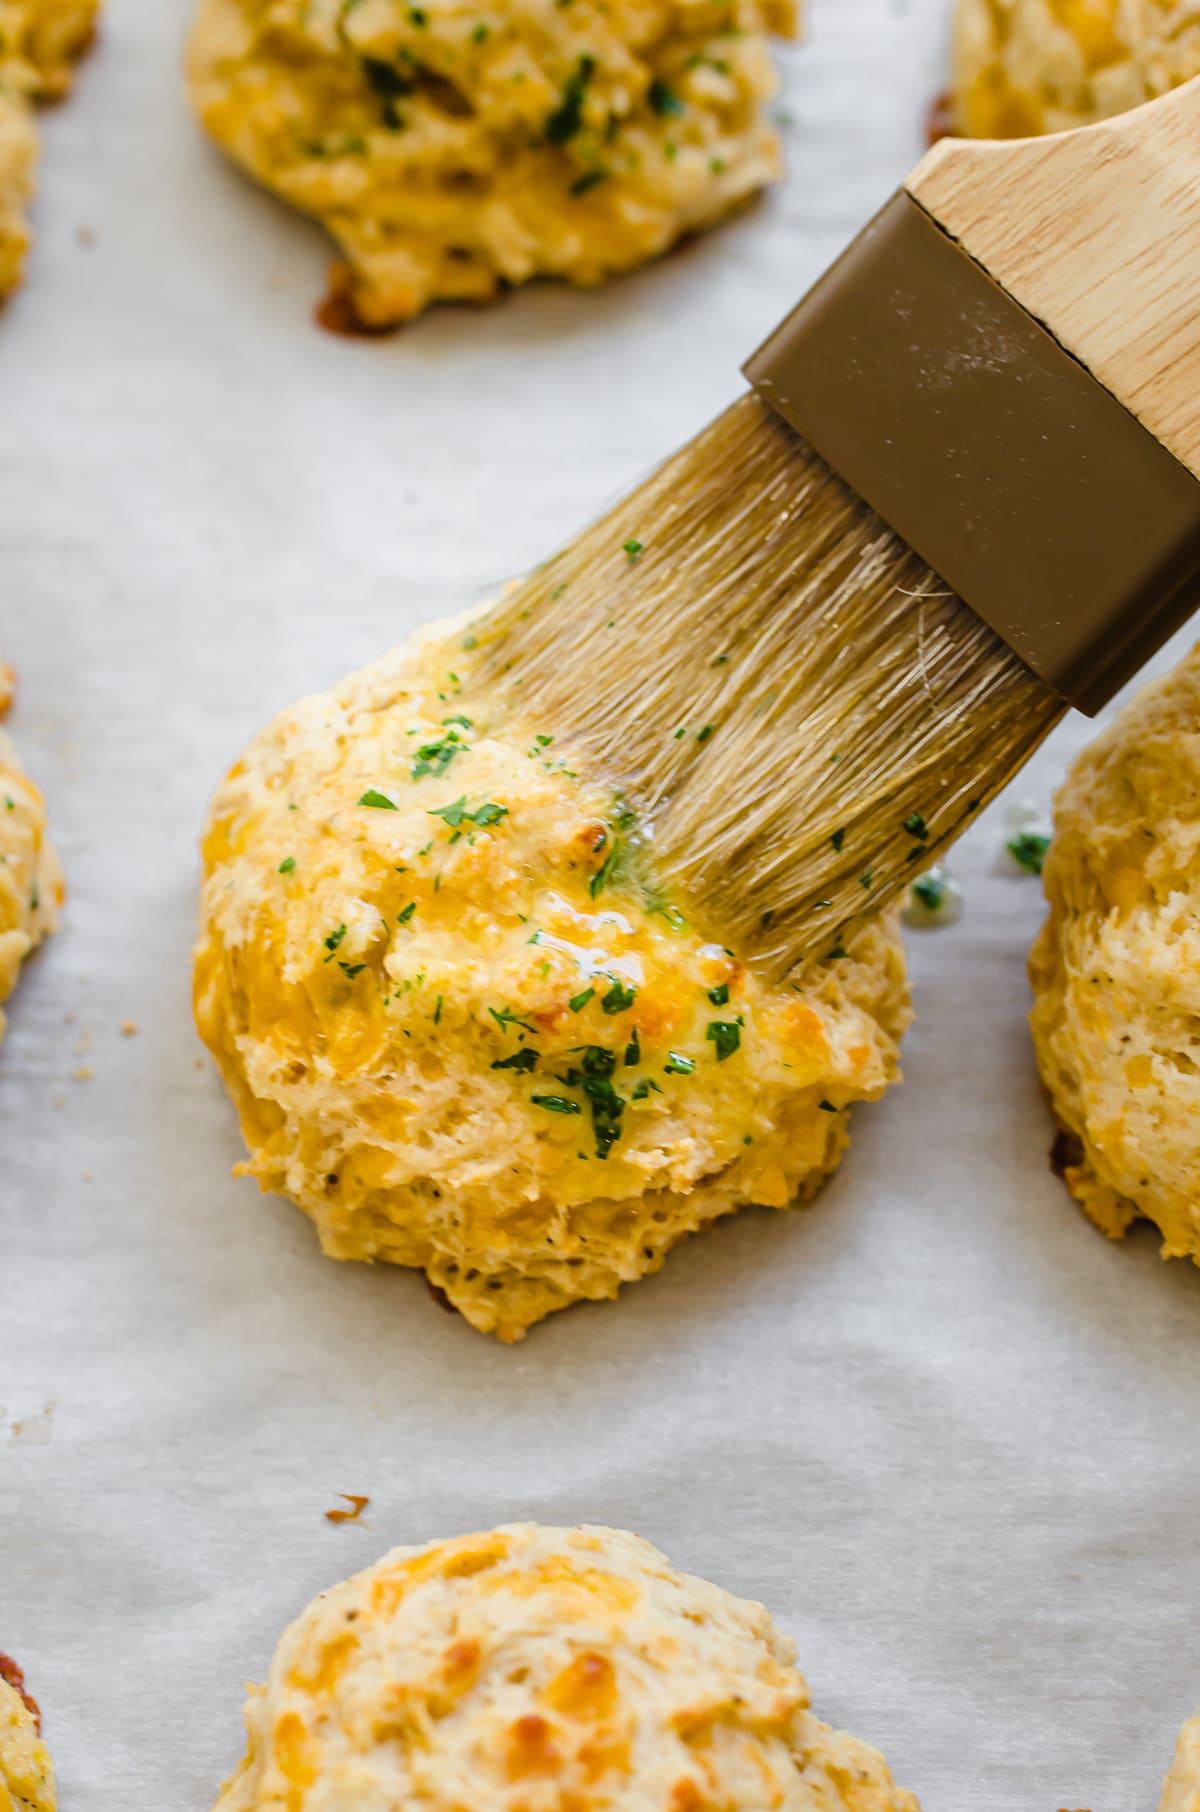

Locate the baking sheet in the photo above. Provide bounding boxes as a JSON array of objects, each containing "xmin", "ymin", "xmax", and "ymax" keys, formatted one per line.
[{"xmin": 3, "ymin": 2, "xmax": 1199, "ymax": 1806}]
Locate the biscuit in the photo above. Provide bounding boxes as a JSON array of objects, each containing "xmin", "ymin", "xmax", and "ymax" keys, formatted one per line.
[
  {"xmin": 0, "ymin": 671, "xmax": 63, "ymax": 1045},
  {"xmin": 952, "ymin": 0, "xmax": 1200, "ymax": 138},
  {"xmin": 211, "ymin": 1522, "xmax": 919, "ymax": 1812},
  {"xmin": 194, "ymin": 620, "xmax": 909, "ymax": 1340},
  {"xmin": 0, "ymin": 1664, "xmax": 56, "ymax": 1812},
  {"xmin": 1030, "ymin": 643, "xmax": 1200, "ymax": 1267},
  {"xmin": 1162, "ymin": 1716, "xmax": 1200, "ymax": 1812},
  {"xmin": 188, "ymin": 0, "xmax": 798, "ymax": 328},
  {"xmin": 0, "ymin": 0, "xmax": 98, "ymax": 296}
]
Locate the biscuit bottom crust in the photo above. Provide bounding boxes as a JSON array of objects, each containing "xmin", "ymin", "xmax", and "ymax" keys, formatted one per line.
[
  {"xmin": 0, "ymin": 1675, "xmax": 56, "ymax": 1812},
  {"xmin": 187, "ymin": 0, "xmax": 798, "ymax": 326},
  {"xmin": 953, "ymin": 0, "xmax": 1200, "ymax": 138},
  {"xmin": 1029, "ymin": 642, "xmax": 1200, "ymax": 1269},
  {"xmin": 194, "ymin": 620, "xmax": 909, "ymax": 1339},
  {"xmin": 212, "ymin": 1522, "xmax": 919, "ymax": 1812}
]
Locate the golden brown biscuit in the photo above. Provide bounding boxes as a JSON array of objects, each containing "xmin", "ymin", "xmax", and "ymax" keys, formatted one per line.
[
  {"xmin": 1030, "ymin": 643, "xmax": 1200, "ymax": 1266},
  {"xmin": 0, "ymin": 0, "xmax": 98, "ymax": 297},
  {"xmin": 0, "ymin": 1663, "xmax": 56, "ymax": 1812},
  {"xmin": 0, "ymin": 672, "xmax": 63, "ymax": 1044},
  {"xmin": 1162, "ymin": 1716, "xmax": 1200, "ymax": 1812},
  {"xmin": 952, "ymin": 0, "xmax": 1200, "ymax": 138},
  {"xmin": 212, "ymin": 1522, "xmax": 920, "ymax": 1812},
  {"xmin": 194, "ymin": 619, "xmax": 909, "ymax": 1340},
  {"xmin": 188, "ymin": 0, "xmax": 798, "ymax": 329}
]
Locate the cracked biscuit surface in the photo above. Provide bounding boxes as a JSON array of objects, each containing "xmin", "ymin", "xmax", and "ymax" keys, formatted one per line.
[
  {"xmin": 952, "ymin": 0, "xmax": 1200, "ymax": 137},
  {"xmin": 211, "ymin": 1522, "xmax": 920, "ymax": 1812},
  {"xmin": 188, "ymin": 0, "xmax": 798, "ymax": 328},
  {"xmin": 194, "ymin": 619, "xmax": 909, "ymax": 1340},
  {"xmin": 1030, "ymin": 644, "xmax": 1200, "ymax": 1268}
]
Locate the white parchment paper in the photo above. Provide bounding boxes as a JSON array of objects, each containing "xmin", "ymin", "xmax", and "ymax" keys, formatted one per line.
[{"xmin": 3, "ymin": 2, "xmax": 1198, "ymax": 1806}]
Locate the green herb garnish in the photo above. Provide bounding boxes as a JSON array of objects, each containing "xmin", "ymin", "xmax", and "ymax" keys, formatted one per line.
[
  {"xmin": 278, "ymin": 856, "xmax": 296, "ymax": 874},
  {"xmin": 647, "ymin": 78, "xmax": 683, "ymax": 115},
  {"xmin": 601, "ymin": 978, "xmax": 636, "ymax": 1014},
  {"xmin": 545, "ymin": 54, "xmax": 595, "ymax": 144},
  {"xmin": 492, "ymin": 1048, "xmax": 539, "ymax": 1072},
  {"xmin": 1008, "ymin": 831, "xmax": 1052, "ymax": 875},
  {"xmin": 532, "ymin": 1094, "xmax": 582, "ymax": 1115},
  {"xmin": 569, "ymin": 986, "xmax": 595, "ymax": 1013},
  {"xmin": 904, "ymin": 813, "xmax": 929, "ymax": 840},
  {"xmin": 397, "ymin": 901, "xmax": 417, "ymax": 925},
  {"xmin": 818, "ymin": 1099, "xmax": 838, "ymax": 1113},
  {"xmin": 707, "ymin": 981, "xmax": 729, "ymax": 1006},
  {"xmin": 664, "ymin": 1052, "xmax": 694, "ymax": 1076},
  {"xmin": 831, "ymin": 828, "xmax": 846, "ymax": 852},
  {"xmin": 706, "ymin": 1020, "xmax": 741, "ymax": 1062},
  {"xmin": 359, "ymin": 788, "xmax": 397, "ymax": 809},
  {"xmin": 622, "ymin": 537, "xmax": 644, "ymax": 561},
  {"xmin": 323, "ymin": 923, "xmax": 348, "ymax": 959},
  {"xmin": 911, "ymin": 873, "xmax": 946, "ymax": 911}
]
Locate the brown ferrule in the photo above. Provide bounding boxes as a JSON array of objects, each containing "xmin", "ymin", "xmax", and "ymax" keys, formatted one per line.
[{"xmin": 744, "ymin": 191, "xmax": 1200, "ymax": 715}]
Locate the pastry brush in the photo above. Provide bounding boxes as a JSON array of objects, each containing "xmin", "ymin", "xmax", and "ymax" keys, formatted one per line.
[{"xmin": 466, "ymin": 77, "xmax": 1200, "ymax": 977}]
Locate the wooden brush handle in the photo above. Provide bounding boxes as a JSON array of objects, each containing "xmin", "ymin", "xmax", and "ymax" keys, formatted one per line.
[{"xmin": 906, "ymin": 76, "xmax": 1200, "ymax": 480}]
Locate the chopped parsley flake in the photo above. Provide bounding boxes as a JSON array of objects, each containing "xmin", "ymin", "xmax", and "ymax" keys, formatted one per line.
[
  {"xmin": 624, "ymin": 1027, "xmax": 640, "ymax": 1065},
  {"xmin": 601, "ymin": 979, "xmax": 636, "ymax": 1014},
  {"xmin": 433, "ymin": 994, "xmax": 443, "ymax": 1025},
  {"xmin": 831, "ymin": 828, "xmax": 846, "ymax": 852},
  {"xmin": 362, "ymin": 55, "xmax": 414, "ymax": 99},
  {"xmin": 278, "ymin": 856, "xmax": 296, "ymax": 874},
  {"xmin": 429, "ymin": 795, "xmax": 509, "ymax": 830},
  {"xmin": 569, "ymin": 986, "xmax": 595, "ymax": 1013},
  {"xmin": 397, "ymin": 901, "xmax": 418, "ymax": 925},
  {"xmin": 706, "ymin": 1020, "xmax": 741, "ymax": 1061},
  {"xmin": 412, "ymin": 732, "xmax": 466, "ymax": 780},
  {"xmin": 338, "ymin": 961, "xmax": 366, "ymax": 979},
  {"xmin": 471, "ymin": 21, "xmax": 489, "ymax": 41},
  {"xmin": 1008, "ymin": 830, "xmax": 1052, "ymax": 875},
  {"xmin": 323, "ymin": 924, "xmax": 347, "ymax": 960},
  {"xmin": 859, "ymin": 868, "xmax": 874, "ymax": 890},
  {"xmin": 570, "ymin": 168, "xmax": 609, "ymax": 196},
  {"xmin": 904, "ymin": 813, "xmax": 929, "ymax": 840},
  {"xmin": 489, "ymin": 1005, "xmax": 537, "ymax": 1034},
  {"xmin": 696, "ymin": 724, "xmax": 715, "ymax": 745},
  {"xmin": 664, "ymin": 1052, "xmax": 694, "ymax": 1076},
  {"xmin": 359, "ymin": 788, "xmax": 397, "ymax": 809},
  {"xmin": 532, "ymin": 1094, "xmax": 581, "ymax": 1115},
  {"xmin": 632, "ymin": 1077, "xmax": 663, "ymax": 1100},
  {"xmin": 623, "ymin": 538, "xmax": 644, "ymax": 561},
  {"xmin": 707, "ymin": 981, "xmax": 729, "ymax": 1006},
  {"xmin": 828, "ymin": 944, "xmax": 849, "ymax": 960},
  {"xmin": 545, "ymin": 54, "xmax": 595, "ymax": 144},
  {"xmin": 647, "ymin": 78, "xmax": 683, "ymax": 116},
  {"xmin": 492, "ymin": 1048, "xmax": 539, "ymax": 1073},
  {"xmin": 911, "ymin": 873, "xmax": 946, "ymax": 911},
  {"xmin": 818, "ymin": 1099, "xmax": 839, "ymax": 1113}
]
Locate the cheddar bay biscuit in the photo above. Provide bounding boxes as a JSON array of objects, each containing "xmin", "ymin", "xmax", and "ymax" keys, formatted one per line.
[
  {"xmin": 0, "ymin": 0, "xmax": 98, "ymax": 296},
  {"xmin": 953, "ymin": 0, "xmax": 1200, "ymax": 138},
  {"xmin": 188, "ymin": 0, "xmax": 799, "ymax": 329},
  {"xmin": 194, "ymin": 619, "xmax": 909, "ymax": 1339},
  {"xmin": 1030, "ymin": 644, "xmax": 1200, "ymax": 1268},
  {"xmin": 0, "ymin": 669, "xmax": 63, "ymax": 1045},
  {"xmin": 212, "ymin": 1522, "xmax": 920, "ymax": 1812},
  {"xmin": 0, "ymin": 1664, "xmax": 55, "ymax": 1812}
]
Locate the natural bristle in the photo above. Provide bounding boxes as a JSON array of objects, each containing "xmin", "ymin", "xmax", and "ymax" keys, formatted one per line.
[{"xmin": 467, "ymin": 394, "xmax": 1065, "ymax": 977}]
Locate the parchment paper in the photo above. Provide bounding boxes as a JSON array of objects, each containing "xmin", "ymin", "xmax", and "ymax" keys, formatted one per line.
[{"xmin": 3, "ymin": 2, "xmax": 1198, "ymax": 1806}]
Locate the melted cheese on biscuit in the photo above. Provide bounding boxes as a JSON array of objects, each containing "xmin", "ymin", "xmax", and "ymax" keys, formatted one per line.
[
  {"xmin": 188, "ymin": 0, "xmax": 798, "ymax": 327},
  {"xmin": 212, "ymin": 1522, "xmax": 919, "ymax": 1812}
]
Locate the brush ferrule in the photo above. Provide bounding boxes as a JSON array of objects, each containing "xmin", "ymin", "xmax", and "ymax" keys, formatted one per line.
[{"xmin": 744, "ymin": 191, "xmax": 1200, "ymax": 715}]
